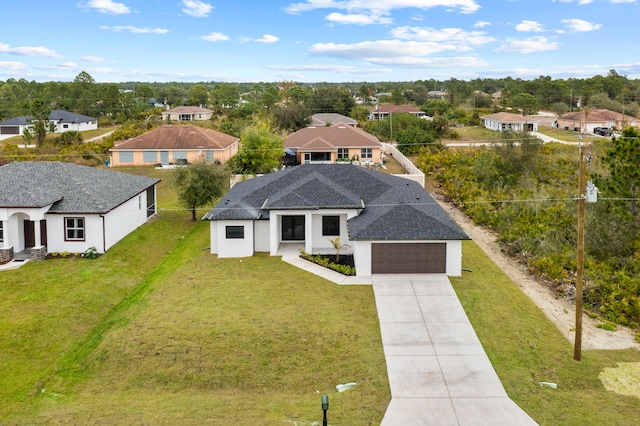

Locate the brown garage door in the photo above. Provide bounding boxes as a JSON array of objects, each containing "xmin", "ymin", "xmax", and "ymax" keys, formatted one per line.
[{"xmin": 372, "ymin": 243, "xmax": 446, "ymax": 274}]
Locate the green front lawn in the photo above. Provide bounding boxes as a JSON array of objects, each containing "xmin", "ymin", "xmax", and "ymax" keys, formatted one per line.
[{"xmin": 1, "ymin": 166, "xmax": 638, "ymax": 424}]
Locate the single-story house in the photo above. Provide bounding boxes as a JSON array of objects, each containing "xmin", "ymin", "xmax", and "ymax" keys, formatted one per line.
[
  {"xmin": 161, "ymin": 106, "xmax": 213, "ymax": 122},
  {"xmin": 203, "ymin": 164, "xmax": 470, "ymax": 276},
  {"xmin": 480, "ymin": 112, "xmax": 539, "ymax": 132},
  {"xmin": 0, "ymin": 110, "xmax": 98, "ymax": 140},
  {"xmin": 556, "ymin": 108, "xmax": 640, "ymax": 133},
  {"xmin": 109, "ymin": 124, "xmax": 239, "ymax": 166},
  {"xmin": 369, "ymin": 105, "xmax": 428, "ymax": 121},
  {"xmin": 0, "ymin": 161, "xmax": 159, "ymax": 262},
  {"xmin": 284, "ymin": 124, "xmax": 383, "ymax": 166},
  {"xmin": 309, "ymin": 113, "xmax": 358, "ymax": 127}
]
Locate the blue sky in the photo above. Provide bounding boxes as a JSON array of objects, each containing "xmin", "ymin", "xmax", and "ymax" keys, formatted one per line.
[{"xmin": 0, "ymin": 0, "xmax": 638, "ymax": 83}]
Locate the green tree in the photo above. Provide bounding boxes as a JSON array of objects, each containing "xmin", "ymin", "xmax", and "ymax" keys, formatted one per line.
[
  {"xmin": 171, "ymin": 160, "xmax": 228, "ymax": 221},
  {"xmin": 305, "ymin": 86, "xmax": 355, "ymax": 116},
  {"xmin": 226, "ymin": 122, "xmax": 284, "ymax": 175},
  {"xmin": 512, "ymin": 93, "xmax": 539, "ymax": 116},
  {"xmin": 187, "ymin": 84, "xmax": 210, "ymax": 107},
  {"xmin": 211, "ymin": 83, "xmax": 240, "ymax": 112},
  {"xmin": 26, "ymin": 99, "xmax": 51, "ymax": 147},
  {"xmin": 600, "ymin": 127, "xmax": 640, "ymax": 218},
  {"xmin": 271, "ymin": 104, "xmax": 310, "ymax": 132}
]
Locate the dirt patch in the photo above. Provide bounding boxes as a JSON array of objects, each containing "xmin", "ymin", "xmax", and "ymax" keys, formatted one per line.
[
  {"xmin": 433, "ymin": 194, "xmax": 640, "ymax": 351},
  {"xmin": 599, "ymin": 362, "xmax": 640, "ymax": 398}
]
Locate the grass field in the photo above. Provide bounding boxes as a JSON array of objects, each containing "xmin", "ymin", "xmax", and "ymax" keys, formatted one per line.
[
  {"xmin": 441, "ymin": 126, "xmax": 503, "ymax": 143},
  {"xmin": 1, "ymin": 165, "xmax": 639, "ymax": 424},
  {"xmin": 536, "ymin": 126, "xmax": 601, "ymax": 143}
]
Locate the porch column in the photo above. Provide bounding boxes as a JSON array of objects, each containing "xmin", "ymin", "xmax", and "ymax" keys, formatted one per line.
[
  {"xmin": 34, "ymin": 220, "xmax": 41, "ymax": 247},
  {"xmin": 304, "ymin": 212, "xmax": 313, "ymax": 254},
  {"xmin": 1, "ymin": 220, "xmax": 7, "ymax": 248}
]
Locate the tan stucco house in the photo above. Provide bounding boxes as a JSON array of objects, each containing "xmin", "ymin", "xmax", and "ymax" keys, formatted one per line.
[
  {"xmin": 284, "ymin": 124, "xmax": 383, "ymax": 166},
  {"xmin": 109, "ymin": 124, "xmax": 239, "ymax": 167},
  {"xmin": 556, "ymin": 108, "xmax": 640, "ymax": 133}
]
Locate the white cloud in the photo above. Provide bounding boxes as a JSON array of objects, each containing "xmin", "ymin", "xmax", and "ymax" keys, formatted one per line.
[
  {"xmin": 100, "ymin": 25, "xmax": 169, "ymax": 34},
  {"xmin": 37, "ymin": 62, "xmax": 79, "ymax": 71},
  {"xmin": 474, "ymin": 21, "xmax": 491, "ymax": 28},
  {"xmin": 562, "ymin": 18, "xmax": 602, "ymax": 32},
  {"xmin": 0, "ymin": 61, "xmax": 27, "ymax": 71},
  {"xmin": 200, "ymin": 32, "xmax": 230, "ymax": 42},
  {"xmin": 496, "ymin": 36, "xmax": 559, "ymax": 53},
  {"xmin": 285, "ymin": 0, "xmax": 481, "ymax": 15},
  {"xmin": 81, "ymin": 0, "xmax": 130, "ymax": 14},
  {"xmin": 515, "ymin": 20, "xmax": 544, "ymax": 32},
  {"xmin": 182, "ymin": 0, "xmax": 214, "ymax": 17},
  {"xmin": 0, "ymin": 42, "xmax": 62, "ymax": 58},
  {"xmin": 309, "ymin": 39, "xmax": 490, "ymax": 68},
  {"xmin": 326, "ymin": 12, "xmax": 393, "ymax": 25},
  {"xmin": 391, "ymin": 26, "xmax": 495, "ymax": 45},
  {"xmin": 243, "ymin": 34, "xmax": 280, "ymax": 43},
  {"xmin": 82, "ymin": 55, "xmax": 105, "ymax": 62},
  {"xmin": 558, "ymin": 0, "xmax": 593, "ymax": 4},
  {"xmin": 269, "ymin": 64, "xmax": 393, "ymax": 74}
]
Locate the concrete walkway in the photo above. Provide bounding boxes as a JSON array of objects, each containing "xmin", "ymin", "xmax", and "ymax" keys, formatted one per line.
[
  {"xmin": 373, "ymin": 274, "xmax": 536, "ymax": 425},
  {"xmin": 280, "ymin": 250, "xmax": 537, "ymax": 424}
]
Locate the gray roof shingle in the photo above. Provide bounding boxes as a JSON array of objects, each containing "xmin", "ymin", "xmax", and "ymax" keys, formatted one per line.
[
  {"xmin": 0, "ymin": 162, "xmax": 159, "ymax": 213},
  {"xmin": 204, "ymin": 164, "xmax": 469, "ymax": 241},
  {"xmin": 0, "ymin": 110, "xmax": 96, "ymax": 126}
]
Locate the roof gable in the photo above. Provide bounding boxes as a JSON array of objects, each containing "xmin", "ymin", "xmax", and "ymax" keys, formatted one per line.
[
  {"xmin": 204, "ymin": 164, "xmax": 468, "ymax": 241},
  {"xmin": 284, "ymin": 124, "xmax": 381, "ymax": 150},
  {"xmin": 0, "ymin": 162, "xmax": 159, "ymax": 213},
  {"xmin": 111, "ymin": 124, "xmax": 239, "ymax": 151}
]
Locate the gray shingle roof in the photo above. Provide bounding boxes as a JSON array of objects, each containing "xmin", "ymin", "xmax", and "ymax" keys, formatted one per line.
[
  {"xmin": 204, "ymin": 164, "xmax": 469, "ymax": 241},
  {"xmin": 0, "ymin": 162, "xmax": 159, "ymax": 213},
  {"xmin": 0, "ymin": 110, "xmax": 96, "ymax": 126}
]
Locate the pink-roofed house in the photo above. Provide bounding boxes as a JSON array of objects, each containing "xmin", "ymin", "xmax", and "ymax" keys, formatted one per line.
[{"xmin": 284, "ymin": 124, "xmax": 383, "ymax": 166}]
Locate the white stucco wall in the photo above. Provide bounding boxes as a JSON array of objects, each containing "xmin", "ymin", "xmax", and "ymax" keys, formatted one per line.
[
  {"xmin": 445, "ymin": 240, "xmax": 463, "ymax": 277},
  {"xmin": 45, "ymin": 214, "xmax": 104, "ymax": 253},
  {"xmin": 310, "ymin": 211, "xmax": 356, "ymax": 254},
  {"xmin": 210, "ymin": 222, "xmax": 219, "ymax": 254},
  {"xmin": 102, "ymin": 191, "xmax": 153, "ymax": 251},
  {"xmin": 215, "ymin": 220, "xmax": 255, "ymax": 258},
  {"xmin": 254, "ymin": 220, "xmax": 270, "ymax": 252},
  {"xmin": 352, "ymin": 240, "xmax": 372, "ymax": 276}
]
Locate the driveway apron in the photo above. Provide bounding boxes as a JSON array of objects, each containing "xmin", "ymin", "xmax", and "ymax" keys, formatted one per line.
[{"xmin": 373, "ymin": 274, "xmax": 537, "ymax": 425}]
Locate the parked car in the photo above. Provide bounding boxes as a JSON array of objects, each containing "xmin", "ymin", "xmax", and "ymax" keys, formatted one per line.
[{"xmin": 593, "ymin": 127, "xmax": 612, "ymax": 136}]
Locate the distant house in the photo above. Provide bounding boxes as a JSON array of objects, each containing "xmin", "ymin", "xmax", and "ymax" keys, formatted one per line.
[
  {"xmin": 368, "ymin": 105, "xmax": 428, "ymax": 121},
  {"xmin": 203, "ymin": 164, "xmax": 470, "ymax": 276},
  {"xmin": 308, "ymin": 113, "xmax": 358, "ymax": 127},
  {"xmin": 428, "ymin": 90, "xmax": 447, "ymax": 99},
  {"xmin": 556, "ymin": 108, "xmax": 640, "ymax": 133},
  {"xmin": 0, "ymin": 110, "xmax": 98, "ymax": 140},
  {"xmin": 480, "ymin": 112, "xmax": 539, "ymax": 132},
  {"xmin": 284, "ymin": 124, "xmax": 383, "ymax": 166},
  {"xmin": 161, "ymin": 106, "xmax": 213, "ymax": 122},
  {"xmin": 109, "ymin": 124, "xmax": 239, "ymax": 167},
  {"xmin": 0, "ymin": 161, "xmax": 159, "ymax": 262}
]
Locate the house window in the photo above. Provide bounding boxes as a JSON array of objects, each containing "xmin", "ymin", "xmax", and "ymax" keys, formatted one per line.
[
  {"xmin": 146, "ymin": 186, "xmax": 156, "ymax": 217},
  {"xmin": 361, "ymin": 148, "xmax": 373, "ymax": 159},
  {"xmin": 322, "ymin": 216, "xmax": 340, "ymax": 236},
  {"xmin": 206, "ymin": 150, "xmax": 214, "ymax": 161},
  {"xmin": 337, "ymin": 148, "xmax": 349, "ymax": 160},
  {"xmin": 226, "ymin": 225, "xmax": 244, "ymax": 239},
  {"xmin": 0, "ymin": 221, "xmax": 3, "ymax": 242},
  {"xmin": 143, "ymin": 151, "xmax": 157, "ymax": 163},
  {"xmin": 138, "ymin": 195, "xmax": 142, "ymax": 210},
  {"xmin": 119, "ymin": 151, "xmax": 133, "ymax": 163},
  {"xmin": 63, "ymin": 124, "xmax": 69, "ymax": 129},
  {"xmin": 65, "ymin": 217, "xmax": 85, "ymax": 241}
]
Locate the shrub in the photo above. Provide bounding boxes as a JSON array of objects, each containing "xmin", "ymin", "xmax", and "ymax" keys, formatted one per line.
[
  {"xmin": 84, "ymin": 246, "xmax": 98, "ymax": 259},
  {"xmin": 299, "ymin": 250, "xmax": 356, "ymax": 276}
]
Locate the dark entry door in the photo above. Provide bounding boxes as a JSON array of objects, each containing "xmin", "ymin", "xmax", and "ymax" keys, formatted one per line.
[
  {"xmin": 23, "ymin": 220, "xmax": 47, "ymax": 247},
  {"xmin": 24, "ymin": 220, "xmax": 35, "ymax": 247},
  {"xmin": 282, "ymin": 215, "xmax": 305, "ymax": 241}
]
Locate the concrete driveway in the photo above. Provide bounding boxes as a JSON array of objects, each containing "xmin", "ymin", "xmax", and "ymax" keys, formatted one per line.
[{"xmin": 373, "ymin": 274, "xmax": 537, "ymax": 425}]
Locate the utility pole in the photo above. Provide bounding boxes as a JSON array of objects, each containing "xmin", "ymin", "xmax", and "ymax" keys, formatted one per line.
[{"xmin": 574, "ymin": 142, "xmax": 586, "ymax": 361}]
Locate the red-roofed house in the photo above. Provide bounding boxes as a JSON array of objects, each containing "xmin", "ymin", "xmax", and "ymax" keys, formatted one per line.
[
  {"xmin": 556, "ymin": 108, "xmax": 640, "ymax": 133},
  {"xmin": 109, "ymin": 125, "xmax": 239, "ymax": 166},
  {"xmin": 284, "ymin": 124, "xmax": 383, "ymax": 166}
]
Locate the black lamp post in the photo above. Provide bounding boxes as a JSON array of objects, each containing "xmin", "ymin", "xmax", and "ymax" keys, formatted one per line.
[{"xmin": 321, "ymin": 394, "xmax": 329, "ymax": 426}]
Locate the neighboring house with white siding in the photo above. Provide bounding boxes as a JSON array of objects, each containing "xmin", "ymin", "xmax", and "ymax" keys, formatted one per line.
[
  {"xmin": 0, "ymin": 162, "xmax": 159, "ymax": 262},
  {"xmin": 0, "ymin": 110, "xmax": 98, "ymax": 140},
  {"xmin": 480, "ymin": 112, "xmax": 539, "ymax": 132}
]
